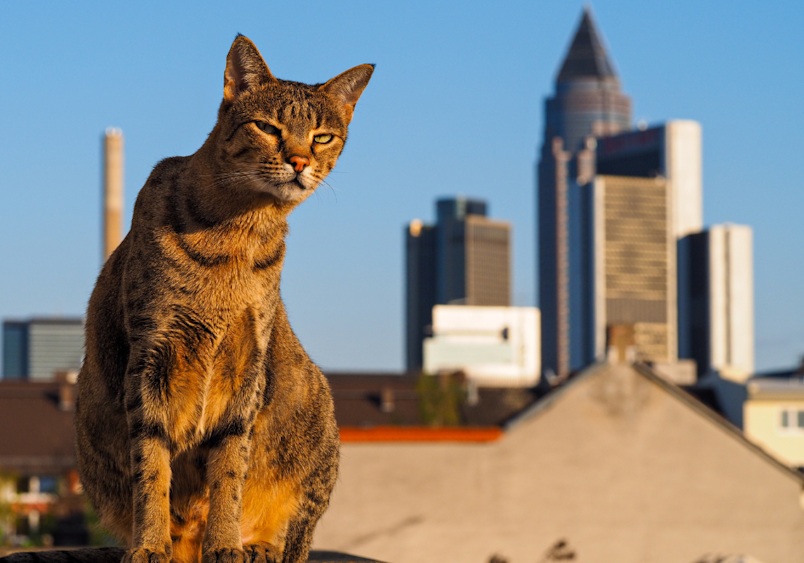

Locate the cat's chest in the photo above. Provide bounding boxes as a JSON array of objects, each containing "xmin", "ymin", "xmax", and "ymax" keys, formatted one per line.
[{"xmin": 164, "ymin": 301, "xmax": 274, "ymax": 447}]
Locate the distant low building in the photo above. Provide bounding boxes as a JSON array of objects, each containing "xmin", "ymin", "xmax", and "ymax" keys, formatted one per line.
[
  {"xmin": 744, "ymin": 366, "xmax": 804, "ymax": 469},
  {"xmin": 2, "ymin": 318, "xmax": 84, "ymax": 381},
  {"xmin": 423, "ymin": 305, "xmax": 540, "ymax": 387},
  {"xmin": 0, "ymin": 373, "xmax": 87, "ymax": 546}
]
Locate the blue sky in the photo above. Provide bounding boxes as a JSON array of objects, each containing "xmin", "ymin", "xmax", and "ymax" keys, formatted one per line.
[{"xmin": 1, "ymin": 1, "xmax": 802, "ymax": 373}]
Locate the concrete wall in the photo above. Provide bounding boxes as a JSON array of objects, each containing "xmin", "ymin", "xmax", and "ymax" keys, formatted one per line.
[{"xmin": 313, "ymin": 364, "xmax": 804, "ymax": 563}]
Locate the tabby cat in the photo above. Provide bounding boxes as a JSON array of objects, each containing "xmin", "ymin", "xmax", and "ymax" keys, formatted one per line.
[{"xmin": 75, "ymin": 35, "xmax": 373, "ymax": 563}]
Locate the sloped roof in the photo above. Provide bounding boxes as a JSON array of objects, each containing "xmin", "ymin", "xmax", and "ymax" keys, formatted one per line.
[
  {"xmin": 326, "ymin": 372, "xmax": 540, "ymax": 428},
  {"xmin": 505, "ymin": 362, "xmax": 804, "ymax": 485},
  {"xmin": 0, "ymin": 381, "xmax": 76, "ymax": 474},
  {"xmin": 557, "ymin": 7, "xmax": 618, "ymax": 83}
]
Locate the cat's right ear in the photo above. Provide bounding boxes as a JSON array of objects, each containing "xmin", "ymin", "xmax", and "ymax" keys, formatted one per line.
[{"xmin": 223, "ymin": 35, "xmax": 274, "ymax": 103}]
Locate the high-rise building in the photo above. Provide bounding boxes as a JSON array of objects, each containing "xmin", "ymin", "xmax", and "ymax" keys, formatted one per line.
[
  {"xmin": 406, "ymin": 220, "xmax": 437, "ymax": 371},
  {"xmin": 596, "ymin": 121, "xmax": 703, "ymax": 238},
  {"xmin": 679, "ymin": 224, "xmax": 754, "ymax": 381},
  {"xmin": 538, "ymin": 7, "xmax": 632, "ymax": 377},
  {"xmin": 405, "ymin": 197, "xmax": 511, "ymax": 372},
  {"xmin": 2, "ymin": 318, "xmax": 84, "ymax": 380},
  {"xmin": 538, "ymin": 10, "xmax": 752, "ymax": 383},
  {"xmin": 587, "ymin": 175, "xmax": 677, "ymax": 364}
]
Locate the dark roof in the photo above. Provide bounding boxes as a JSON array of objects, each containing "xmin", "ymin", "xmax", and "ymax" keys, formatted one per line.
[
  {"xmin": 557, "ymin": 7, "xmax": 617, "ymax": 83},
  {"xmin": 0, "ymin": 381, "xmax": 76, "ymax": 474},
  {"xmin": 325, "ymin": 372, "xmax": 541, "ymax": 428}
]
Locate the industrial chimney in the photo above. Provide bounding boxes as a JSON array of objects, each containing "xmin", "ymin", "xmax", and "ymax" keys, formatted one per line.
[{"xmin": 103, "ymin": 128, "xmax": 124, "ymax": 262}]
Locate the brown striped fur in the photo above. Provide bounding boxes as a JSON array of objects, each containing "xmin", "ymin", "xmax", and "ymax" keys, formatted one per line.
[{"xmin": 74, "ymin": 36, "xmax": 373, "ymax": 563}]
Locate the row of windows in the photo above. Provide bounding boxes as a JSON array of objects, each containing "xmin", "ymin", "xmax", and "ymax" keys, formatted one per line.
[{"xmin": 780, "ymin": 408, "xmax": 804, "ymax": 431}]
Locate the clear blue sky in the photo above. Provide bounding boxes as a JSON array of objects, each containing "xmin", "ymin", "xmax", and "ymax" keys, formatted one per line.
[{"xmin": 1, "ymin": 1, "xmax": 802, "ymax": 373}]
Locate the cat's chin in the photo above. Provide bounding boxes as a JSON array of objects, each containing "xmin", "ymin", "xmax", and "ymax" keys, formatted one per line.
[{"xmin": 262, "ymin": 180, "xmax": 313, "ymax": 203}]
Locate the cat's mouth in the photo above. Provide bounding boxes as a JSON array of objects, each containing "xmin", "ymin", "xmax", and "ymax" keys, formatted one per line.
[{"xmin": 261, "ymin": 176, "xmax": 313, "ymax": 203}]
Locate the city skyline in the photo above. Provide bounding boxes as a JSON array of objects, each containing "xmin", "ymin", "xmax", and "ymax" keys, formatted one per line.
[{"xmin": 0, "ymin": 1, "xmax": 802, "ymax": 373}]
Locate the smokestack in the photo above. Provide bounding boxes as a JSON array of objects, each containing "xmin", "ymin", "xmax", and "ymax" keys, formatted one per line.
[{"xmin": 103, "ymin": 128, "xmax": 124, "ymax": 262}]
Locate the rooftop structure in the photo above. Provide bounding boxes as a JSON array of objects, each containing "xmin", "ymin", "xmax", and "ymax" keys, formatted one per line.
[{"xmin": 423, "ymin": 305, "xmax": 540, "ymax": 387}]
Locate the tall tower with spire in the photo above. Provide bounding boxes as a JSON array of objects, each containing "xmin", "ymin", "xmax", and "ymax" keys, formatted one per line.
[{"xmin": 538, "ymin": 8, "xmax": 632, "ymax": 378}]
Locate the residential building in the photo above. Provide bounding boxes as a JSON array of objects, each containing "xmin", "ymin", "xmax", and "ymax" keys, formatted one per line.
[
  {"xmin": 0, "ymin": 374, "xmax": 87, "ymax": 546},
  {"xmin": 2, "ymin": 318, "xmax": 84, "ymax": 381},
  {"xmin": 314, "ymin": 362, "xmax": 804, "ymax": 563},
  {"xmin": 405, "ymin": 197, "xmax": 511, "ymax": 372},
  {"xmin": 744, "ymin": 366, "xmax": 804, "ymax": 469},
  {"xmin": 423, "ymin": 305, "xmax": 540, "ymax": 387}
]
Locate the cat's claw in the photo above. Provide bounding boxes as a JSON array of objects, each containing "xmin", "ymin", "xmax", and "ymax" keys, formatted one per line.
[
  {"xmin": 122, "ymin": 548, "xmax": 170, "ymax": 563},
  {"xmin": 245, "ymin": 543, "xmax": 282, "ymax": 563},
  {"xmin": 202, "ymin": 547, "xmax": 248, "ymax": 563}
]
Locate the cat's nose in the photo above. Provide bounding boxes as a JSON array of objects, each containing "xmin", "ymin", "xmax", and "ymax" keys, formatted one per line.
[{"xmin": 289, "ymin": 156, "xmax": 310, "ymax": 172}]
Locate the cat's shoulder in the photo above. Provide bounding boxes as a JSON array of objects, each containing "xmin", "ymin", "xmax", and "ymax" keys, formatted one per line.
[{"xmin": 146, "ymin": 156, "xmax": 191, "ymax": 191}]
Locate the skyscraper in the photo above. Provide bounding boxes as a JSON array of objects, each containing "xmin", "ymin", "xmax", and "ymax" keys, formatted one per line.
[
  {"xmin": 587, "ymin": 175, "xmax": 677, "ymax": 364},
  {"xmin": 406, "ymin": 197, "xmax": 511, "ymax": 371},
  {"xmin": 679, "ymin": 224, "xmax": 754, "ymax": 381},
  {"xmin": 538, "ymin": 8, "xmax": 631, "ymax": 377}
]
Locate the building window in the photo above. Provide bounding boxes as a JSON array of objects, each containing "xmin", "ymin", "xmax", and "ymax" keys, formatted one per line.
[{"xmin": 779, "ymin": 408, "xmax": 804, "ymax": 432}]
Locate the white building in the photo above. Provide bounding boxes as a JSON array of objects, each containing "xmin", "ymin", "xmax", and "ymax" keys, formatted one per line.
[
  {"xmin": 679, "ymin": 224, "xmax": 754, "ymax": 382},
  {"xmin": 423, "ymin": 305, "xmax": 540, "ymax": 387}
]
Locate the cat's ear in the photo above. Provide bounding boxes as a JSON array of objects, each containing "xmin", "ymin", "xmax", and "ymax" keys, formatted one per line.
[
  {"xmin": 224, "ymin": 35, "xmax": 274, "ymax": 103},
  {"xmin": 319, "ymin": 64, "xmax": 374, "ymax": 123}
]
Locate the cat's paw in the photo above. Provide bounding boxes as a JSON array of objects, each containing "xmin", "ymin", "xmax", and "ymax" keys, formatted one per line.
[
  {"xmin": 122, "ymin": 547, "xmax": 171, "ymax": 563},
  {"xmin": 202, "ymin": 547, "xmax": 248, "ymax": 563},
  {"xmin": 244, "ymin": 543, "xmax": 281, "ymax": 563}
]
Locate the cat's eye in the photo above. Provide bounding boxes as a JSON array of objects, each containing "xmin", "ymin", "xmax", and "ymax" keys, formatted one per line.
[
  {"xmin": 254, "ymin": 121, "xmax": 280, "ymax": 136},
  {"xmin": 313, "ymin": 134, "xmax": 333, "ymax": 144}
]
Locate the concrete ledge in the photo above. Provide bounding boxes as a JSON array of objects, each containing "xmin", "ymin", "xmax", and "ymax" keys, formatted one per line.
[{"xmin": 0, "ymin": 548, "xmax": 384, "ymax": 563}]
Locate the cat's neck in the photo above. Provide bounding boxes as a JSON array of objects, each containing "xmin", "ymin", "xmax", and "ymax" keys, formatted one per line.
[{"xmin": 178, "ymin": 126, "xmax": 293, "ymax": 231}]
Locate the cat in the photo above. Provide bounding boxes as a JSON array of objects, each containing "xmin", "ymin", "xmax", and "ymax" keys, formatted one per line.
[{"xmin": 74, "ymin": 35, "xmax": 373, "ymax": 563}]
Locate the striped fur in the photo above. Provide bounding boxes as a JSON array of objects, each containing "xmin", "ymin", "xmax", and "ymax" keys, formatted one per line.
[{"xmin": 75, "ymin": 36, "xmax": 372, "ymax": 563}]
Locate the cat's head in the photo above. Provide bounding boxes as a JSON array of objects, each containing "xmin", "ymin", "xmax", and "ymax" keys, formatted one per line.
[{"xmin": 211, "ymin": 35, "xmax": 373, "ymax": 205}]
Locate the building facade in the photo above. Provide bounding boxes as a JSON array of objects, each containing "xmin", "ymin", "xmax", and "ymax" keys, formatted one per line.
[
  {"xmin": 679, "ymin": 224, "xmax": 754, "ymax": 380},
  {"xmin": 745, "ymin": 376, "xmax": 804, "ymax": 469},
  {"xmin": 2, "ymin": 318, "xmax": 84, "ymax": 381},
  {"xmin": 423, "ymin": 305, "xmax": 540, "ymax": 387},
  {"xmin": 406, "ymin": 198, "xmax": 511, "ymax": 372}
]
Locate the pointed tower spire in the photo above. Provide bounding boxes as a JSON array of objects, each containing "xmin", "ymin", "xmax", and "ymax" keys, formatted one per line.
[{"xmin": 557, "ymin": 7, "xmax": 617, "ymax": 82}]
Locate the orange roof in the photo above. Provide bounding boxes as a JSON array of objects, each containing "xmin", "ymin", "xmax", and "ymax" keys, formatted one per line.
[{"xmin": 339, "ymin": 426, "xmax": 503, "ymax": 443}]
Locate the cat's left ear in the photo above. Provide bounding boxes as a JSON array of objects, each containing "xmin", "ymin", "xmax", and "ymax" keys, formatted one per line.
[
  {"xmin": 224, "ymin": 35, "xmax": 274, "ymax": 103},
  {"xmin": 319, "ymin": 64, "xmax": 374, "ymax": 124}
]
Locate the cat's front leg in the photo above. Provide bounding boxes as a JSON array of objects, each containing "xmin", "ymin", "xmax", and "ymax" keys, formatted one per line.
[
  {"xmin": 202, "ymin": 422, "xmax": 252, "ymax": 563},
  {"xmin": 124, "ymin": 351, "xmax": 174, "ymax": 563}
]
